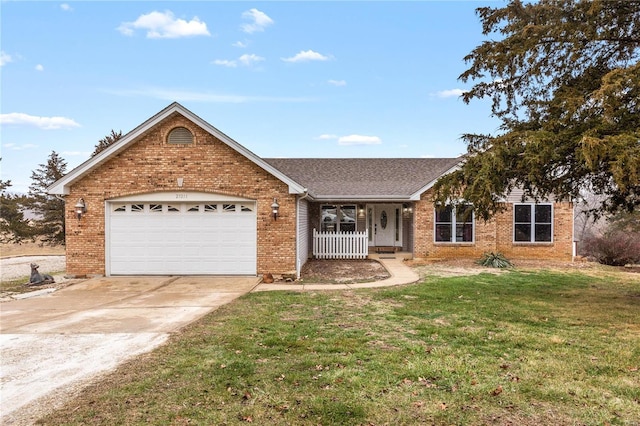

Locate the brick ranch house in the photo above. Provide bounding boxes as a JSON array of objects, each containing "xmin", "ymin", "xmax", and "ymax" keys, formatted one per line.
[{"xmin": 48, "ymin": 103, "xmax": 574, "ymax": 278}]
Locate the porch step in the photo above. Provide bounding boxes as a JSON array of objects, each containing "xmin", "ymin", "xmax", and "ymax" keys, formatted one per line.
[{"xmin": 375, "ymin": 246, "xmax": 397, "ymax": 254}]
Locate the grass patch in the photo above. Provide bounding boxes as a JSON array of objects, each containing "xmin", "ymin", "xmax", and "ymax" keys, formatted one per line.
[
  {"xmin": 0, "ymin": 276, "xmax": 31, "ymax": 293},
  {"xmin": 0, "ymin": 271, "xmax": 63, "ymax": 294},
  {"xmin": 39, "ymin": 271, "xmax": 640, "ymax": 425}
]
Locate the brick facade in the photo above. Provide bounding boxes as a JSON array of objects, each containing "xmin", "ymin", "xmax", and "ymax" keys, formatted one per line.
[
  {"xmin": 60, "ymin": 106, "xmax": 574, "ymax": 276},
  {"xmin": 65, "ymin": 112, "xmax": 297, "ymax": 276},
  {"xmin": 412, "ymin": 190, "xmax": 573, "ymax": 261}
]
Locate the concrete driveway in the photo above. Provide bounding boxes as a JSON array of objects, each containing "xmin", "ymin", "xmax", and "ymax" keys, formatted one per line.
[{"xmin": 0, "ymin": 275, "xmax": 260, "ymax": 425}]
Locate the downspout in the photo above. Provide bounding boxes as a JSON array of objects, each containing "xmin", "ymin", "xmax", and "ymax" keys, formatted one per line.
[{"xmin": 296, "ymin": 189, "xmax": 309, "ymax": 279}]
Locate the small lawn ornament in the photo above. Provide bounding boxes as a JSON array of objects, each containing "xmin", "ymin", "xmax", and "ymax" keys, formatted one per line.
[{"xmin": 28, "ymin": 263, "xmax": 55, "ymax": 286}]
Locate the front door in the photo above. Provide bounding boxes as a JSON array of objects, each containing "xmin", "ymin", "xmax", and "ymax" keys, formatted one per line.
[{"xmin": 372, "ymin": 204, "xmax": 400, "ymax": 247}]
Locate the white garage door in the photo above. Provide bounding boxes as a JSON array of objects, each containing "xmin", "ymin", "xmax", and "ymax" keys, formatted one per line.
[{"xmin": 108, "ymin": 201, "xmax": 257, "ymax": 275}]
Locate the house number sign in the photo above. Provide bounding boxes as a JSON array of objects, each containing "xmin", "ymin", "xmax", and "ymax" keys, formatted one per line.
[{"xmin": 380, "ymin": 211, "xmax": 388, "ymax": 229}]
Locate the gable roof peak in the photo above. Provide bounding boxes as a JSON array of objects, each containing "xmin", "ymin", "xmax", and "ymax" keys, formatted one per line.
[{"xmin": 47, "ymin": 103, "xmax": 306, "ymax": 195}]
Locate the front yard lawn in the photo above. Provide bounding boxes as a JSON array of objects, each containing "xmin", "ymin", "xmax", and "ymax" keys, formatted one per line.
[{"xmin": 40, "ymin": 270, "xmax": 640, "ymax": 425}]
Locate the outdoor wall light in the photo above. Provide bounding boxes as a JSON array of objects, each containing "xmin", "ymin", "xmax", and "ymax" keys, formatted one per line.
[
  {"xmin": 75, "ymin": 198, "xmax": 87, "ymax": 220},
  {"xmin": 271, "ymin": 198, "xmax": 280, "ymax": 220}
]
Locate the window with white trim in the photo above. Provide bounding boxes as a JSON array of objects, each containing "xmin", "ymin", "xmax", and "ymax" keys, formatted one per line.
[
  {"xmin": 435, "ymin": 204, "xmax": 474, "ymax": 243},
  {"xmin": 514, "ymin": 204, "xmax": 552, "ymax": 242},
  {"xmin": 321, "ymin": 204, "xmax": 357, "ymax": 232}
]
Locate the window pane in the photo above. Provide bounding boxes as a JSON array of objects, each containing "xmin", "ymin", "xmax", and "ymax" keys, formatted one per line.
[
  {"xmin": 321, "ymin": 205, "xmax": 337, "ymax": 232},
  {"xmin": 341, "ymin": 223, "xmax": 356, "ymax": 233},
  {"xmin": 340, "ymin": 206, "xmax": 356, "ymax": 224},
  {"xmin": 514, "ymin": 205, "xmax": 531, "ymax": 223},
  {"xmin": 456, "ymin": 205, "xmax": 473, "ymax": 223},
  {"xmin": 535, "ymin": 224, "xmax": 552, "ymax": 242},
  {"xmin": 435, "ymin": 224, "xmax": 451, "ymax": 242},
  {"xmin": 535, "ymin": 205, "xmax": 552, "ymax": 223},
  {"xmin": 514, "ymin": 224, "xmax": 531, "ymax": 241},
  {"xmin": 435, "ymin": 206, "xmax": 452, "ymax": 223},
  {"xmin": 456, "ymin": 223, "xmax": 473, "ymax": 242}
]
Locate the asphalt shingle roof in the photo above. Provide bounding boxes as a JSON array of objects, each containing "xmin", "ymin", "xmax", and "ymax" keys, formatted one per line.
[{"xmin": 263, "ymin": 158, "xmax": 462, "ymax": 199}]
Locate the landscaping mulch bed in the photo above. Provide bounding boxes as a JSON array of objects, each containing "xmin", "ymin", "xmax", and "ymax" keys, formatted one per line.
[{"xmin": 300, "ymin": 259, "xmax": 390, "ymax": 283}]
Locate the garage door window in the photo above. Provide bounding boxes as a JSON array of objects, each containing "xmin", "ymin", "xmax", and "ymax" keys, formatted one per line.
[
  {"xmin": 150, "ymin": 204, "xmax": 162, "ymax": 212},
  {"xmin": 131, "ymin": 204, "xmax": 144, "ymax": 212},
  {"xmin": 204, "ymin": 204, "xmax": 217, "ymax": 212}
]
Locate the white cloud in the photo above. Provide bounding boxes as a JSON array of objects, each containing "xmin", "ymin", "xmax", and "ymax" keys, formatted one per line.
[
  {"xmin": 213, "ymin": 53, "xmax": 264, "ymax": 68},
  {"xmin": 232, "ymin": 40, "xmax": 248, "ymax": 48},
  {"xmin": 117, "ymin": 10, "xmax": 210, "ymax": 39},
  {"xmin": 3, "ymin": 143, "xmax": 38, "ymax": 151},
  {"xmin": 420, "ymin": 154, "xmax": 436, "ymax": 158},
  {"xmin": 0, "ymin": 113, "xmax": 80, "ymax": 130},
  {"xmin": 328, "ymin": 79, "xmax": 346, "ymax": 87},
  {"xmin": 1, "ymin": 51, "xmax": 13, "ymax": 67},
  {"xmin": 213, "ymin": 59, "xmax": 237, "ymax": 68},
  {"xmin": 315, "ymin": 134, "xmax": 338, "ymax": 140},
  {"xmin": 282, "ymin": 50, "xmax": 331, "ymax": 63},
  {"xmin": 338, "ymin": 135, "xmax": 382, "ymax": 146},
  {"xmin": 434, "ymin": 88, "xmax": 467, "ymax": 98},
  {"xmin": 238, "ymin": 53, "xmax": 265, "ymax": 67},
  {"xmin": 241, "ymin": 8, "xmax": 274, "ymax": 34},
  {"xmin": 60, "ymin": 3, "xmax": 72, "ymax": 11},
  {"xmin": 35, "ymin": 64, "xmax": 44, "ymax": 71}
]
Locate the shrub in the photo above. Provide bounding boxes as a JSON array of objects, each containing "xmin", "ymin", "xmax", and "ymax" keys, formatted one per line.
[
  {"xmin": 477, "ymin": 252, "xmax": 513, "ymax": 268},
  {"xmin": 582, "ymin": 230, "xmax": 640, "ymax": 266}
]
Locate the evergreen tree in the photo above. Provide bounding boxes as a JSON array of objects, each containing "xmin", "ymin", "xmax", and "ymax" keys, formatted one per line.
[
  {"xmin": 24, "ymin": 151, "xmax": 68, "ymax": 245},
  {"xmin": 433, "ymin": 0, "xmax": 640, "ymax": 220},
  {"xmin": 0, "ymin": 174, "xmax": 34, "ymax": 243},
  {"xmin": 92, "ymin": 129, "xmax": 122, "ymax": 157}
]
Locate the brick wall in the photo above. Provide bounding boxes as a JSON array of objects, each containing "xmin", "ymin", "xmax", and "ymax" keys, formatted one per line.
[
  {"xmin": 413, "ymin": 190, "xmax": 573, "ymax": 261},
  {"xmin": 65, "ymin": 112, "xmax": 297, "ymax": 276}
]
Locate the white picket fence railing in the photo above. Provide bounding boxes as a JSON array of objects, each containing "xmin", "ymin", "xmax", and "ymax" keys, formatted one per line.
[{"xmin": 312, "ymin": 229, "xmax": 369, "ymax": 259}]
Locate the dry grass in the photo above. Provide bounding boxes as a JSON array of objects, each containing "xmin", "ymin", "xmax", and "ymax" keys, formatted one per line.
[
  {"xmin": 0, "ymin": 242, "xmax": 65, "ymax": 258},
  {"xmin": 38, "ymin": 269, "xmax": 640, "ymax": 425}
]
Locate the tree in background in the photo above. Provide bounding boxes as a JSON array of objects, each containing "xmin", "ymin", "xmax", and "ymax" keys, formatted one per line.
[
  {"xmin": 92, "ymin": 129, "xmax": 122, "ymax": 157},
  {"xmin": 0, "ymin": 171, "xmax": 35, "ymax": 243},
  {"xmin": 433, "ymin": 0, "xmax": 639, "ymax": 220},
  {"xmin": 23, "ymin": 151, "xmax": 68, "ymax": 245},
  {"xmin": 582, "ymin": 209, "xmax": 640, "ymax": 265}
]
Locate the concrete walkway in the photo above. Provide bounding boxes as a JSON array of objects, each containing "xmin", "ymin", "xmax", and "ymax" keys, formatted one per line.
[{"xmin": 253, "ymin": 255, "xmax": 419, "ymax": 292}]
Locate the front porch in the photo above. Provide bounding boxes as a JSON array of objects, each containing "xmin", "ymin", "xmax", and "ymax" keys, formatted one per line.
[{"xmin": 308, "ymin": 201, "xmax": 415, "ymax": 260}]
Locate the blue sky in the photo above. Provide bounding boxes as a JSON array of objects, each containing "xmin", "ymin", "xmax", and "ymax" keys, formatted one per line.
[{"xmin": 1, "ymin": 1, "xmax": 501, "ymax": 194}]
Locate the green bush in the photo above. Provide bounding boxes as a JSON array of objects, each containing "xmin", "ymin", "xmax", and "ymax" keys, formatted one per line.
[{"xmin": 477, "ymin": 252, "xmax": 513, "ymax": 268}]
